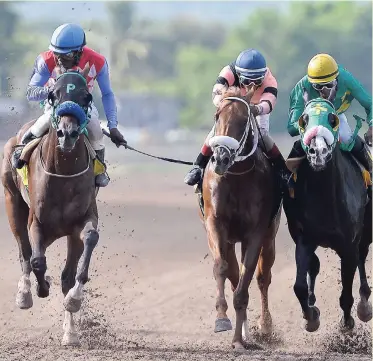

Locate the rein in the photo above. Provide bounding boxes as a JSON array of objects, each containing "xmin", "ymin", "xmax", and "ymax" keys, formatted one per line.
[
  {"xmin": 223, "ymin": 96, "xmax": 259, "ymax": 162},
  {"xmin": 101, "ymin": 128, "xmax": 194, "ymax": 165}
]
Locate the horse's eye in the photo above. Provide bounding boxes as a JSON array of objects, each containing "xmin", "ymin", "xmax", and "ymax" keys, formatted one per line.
[
  {"xmin": 328, "ymin": 113, "xmax": 335, "ymax": 127},
  {"xmin": 301, "ymin": 114, "xmax": 309, "ymax": 128}
]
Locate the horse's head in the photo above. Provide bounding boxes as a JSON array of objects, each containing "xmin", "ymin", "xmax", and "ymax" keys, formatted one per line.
[
  {"xmin": 208, "ymin": 86, "xmax": 258, "ymax": 175},
  {"xmin": 47, "ymin": 65, "xmax": 92, "ymax": 152},
  {"xmin": 298, "ymin": 91, "xmax": 340, "ymax": 171}
]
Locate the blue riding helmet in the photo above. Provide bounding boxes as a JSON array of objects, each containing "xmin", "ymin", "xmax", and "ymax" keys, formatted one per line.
[
  {"xmin": 235, "ymin": 49, "xmax": 267, "ymax": 80},
  {"xmin": 49, "ymin": 23, "xmax": 86, "ymax": 54}
]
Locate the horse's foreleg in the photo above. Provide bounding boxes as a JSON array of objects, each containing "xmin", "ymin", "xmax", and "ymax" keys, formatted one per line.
[
  {"xmin": 29, "ymin": 215, "xmax": 50, "ymax": 298},
  {"xmin": 357, "ymin": 201, "xmax": 372, "ymax": 323},
  {"xmin": 62, "ymin": 311, "xmax": 80, "ymax": 346},
  {"xmin": 227, "ymin": 243, "xmax": 239, "ymax": 292},
  {"xmin": 4, "ymin": 188, "xmax": 33, "ymax": 309},
  {"xmin": 232, "ymin": 237, "xmax": 262, "ymax": 350},
  {"xmin": 61, "ymin": 235, "xmax": 84, "ymax": 296},
  {"xmin": 293, "ymin": 238, "xmax": 319, "ymax": 332},
  {"xmin": 338, "ymin": 250, "xmax": 358, "ymax": 331},
  {"xmin": 1, "ymin": 141, "xmax": 33, "ymax": 308},
  {"xmin": 307, "ymin": 252, "xmax": 320, "ymax": 306},
  {"xmin": 256, "ymin": 238, "xmax": 275, "ymax": 336},
  {"xmin": 357, "ymin": 239, "xmax": 372, "ymax": 322},
  {"xmin": 205, "ymin": 217, "xmax": 231, "ymax": 333},
  {"xmin": 63, "ymin": 220, "xmax": 99, "ymax": 314},
  {"xmin": 61, "ymin": 235, "xmax": 84, "ymax": 347}
]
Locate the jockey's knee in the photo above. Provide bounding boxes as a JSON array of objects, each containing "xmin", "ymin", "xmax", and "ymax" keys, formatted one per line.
[
  {"xmin": 29, "ymin": 113, "xmax": 50, "ymax": 138},
  {"xmin": 338, "ymin": 113, "xmax": 353, "ymax": 144}
]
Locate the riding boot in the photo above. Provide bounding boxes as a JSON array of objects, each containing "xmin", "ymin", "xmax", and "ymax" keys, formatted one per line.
[
  {"xmin": 95, "ymin": 148, "xmax": 110, "ymax": 187},
  {"xmin": 184, "ymin": 152, "xmax": 211, "ymax": 186},
  {"xmin": 351, "ymin": 136, "xmax": 372, "ymax": 198},
  {"xmin": 266, "ymin": 143, "xmax": 293, "ymax": 192},
  {"xmin": 12, "ymin": 129, "xmax": 37, "ymax": 169}
]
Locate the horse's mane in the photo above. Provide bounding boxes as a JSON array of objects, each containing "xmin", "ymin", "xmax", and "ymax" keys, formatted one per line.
[
  {"xmin": 221, "ymin": 86, "xmax": 243, "ymax": 100},
  {"xmin": 217, "ymin": 86, "xmax": 247, "ymax": 118}
]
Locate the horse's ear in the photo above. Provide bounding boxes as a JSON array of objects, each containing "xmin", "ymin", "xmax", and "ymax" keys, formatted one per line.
[
  {"xmin": 80, "ymin": 63, "xmax": 90, "ymax": 78},
  {"xmin": 246, "ymin": 84, "xmax": 256, "ymax": 101},
  {"xmin": 47, "ymin": 90, "xmax": 55, "ymax": 106},
  {"xmin": 299, "ymin": 113, "xmax": 309, "ymax": 131},
  {"xmin": 85, "ymin": 92, "xmax": 93, "ymax": 105},
  {"xmin": 55, "ymin": 66, "xmax": 62, "ymax": 77}
]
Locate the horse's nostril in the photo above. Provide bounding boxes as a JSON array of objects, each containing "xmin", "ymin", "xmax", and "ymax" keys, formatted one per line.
[
  {"xmin": 309, "ymin": 148, "xmax": 316, "ymax": 155},
  {"xmin": 70, "ymin": 130, "xmax": 79, "ymax": 139},
  {"xmin": 57, "ymin": 130, "xmax": 64, "ymax": 138},
  {"xmin": 211, "ymin": 155, "xmax": 215, "ymax": 163},
  {"xmin": 322, "ymin": 148, "xmax": 327, "ymax": 155},
  {"xmin": 222, "ymin": 157, "xmax": 229, "ymax": 165}
]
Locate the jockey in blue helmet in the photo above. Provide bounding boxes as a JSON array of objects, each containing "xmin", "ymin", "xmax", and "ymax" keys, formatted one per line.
[
  {"xmin": 184, "ymin": 48, "xmax": 291, "ymax": 190},
  {"xmin": 12, "ymin": 23, "xmax": 126, "ymax": 187}
]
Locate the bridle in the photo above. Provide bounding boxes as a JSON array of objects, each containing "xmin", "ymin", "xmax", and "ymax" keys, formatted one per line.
[{"xmin": 209, "ymin": 96, "xmax": 259, "ymax": 168}]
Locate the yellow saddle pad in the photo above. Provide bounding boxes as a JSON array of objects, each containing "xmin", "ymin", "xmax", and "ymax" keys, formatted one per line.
[{"xmin": 16, "ymin": 157, "xmax": 106, "ymax": 189}]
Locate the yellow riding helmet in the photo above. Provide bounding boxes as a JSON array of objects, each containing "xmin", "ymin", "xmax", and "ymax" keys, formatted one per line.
[{"xmin": 307, "ymin": 53, "xmax": 339, "ymax": 84}]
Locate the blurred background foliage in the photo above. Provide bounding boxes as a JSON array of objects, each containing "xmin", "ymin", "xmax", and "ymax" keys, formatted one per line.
[{"xmin": 0, "ymin": 1, "xmax": 371, "ymax": 135}]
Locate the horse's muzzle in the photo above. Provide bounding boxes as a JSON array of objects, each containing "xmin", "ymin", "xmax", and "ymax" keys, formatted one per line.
[
  {"xmin": 57, "ymin": 129, "xmax": 80, "ymax": 152},
  {"xmin": 308, "ymin": 136, "xmax": 332, "ymax": 171},
  {"xmin": 211, "ymin": 147, "xmax": 234, "ymax": 175}
]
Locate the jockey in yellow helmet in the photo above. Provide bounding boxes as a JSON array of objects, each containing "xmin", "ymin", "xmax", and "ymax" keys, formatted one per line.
[{"xmin": 287, "ymin": 53, "xmax": 372, "ymax": 183}]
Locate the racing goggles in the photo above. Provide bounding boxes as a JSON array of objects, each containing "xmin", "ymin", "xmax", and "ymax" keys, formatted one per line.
[
  {"xmin": 238, "ymin": 74, "xmax": 264, "ymax": 87},
  {"xmin": 312, "ymin": 81, "xmax": 336, "ymax": 91},
  {"xmin": 54, "ymin": 51, "xmax": 77, "ymax": 60}
]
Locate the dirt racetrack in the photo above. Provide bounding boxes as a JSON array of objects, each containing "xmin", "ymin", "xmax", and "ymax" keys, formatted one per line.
[{"xmin": 0, "ymin": 135, "xmax": 371, "ymax": 361}]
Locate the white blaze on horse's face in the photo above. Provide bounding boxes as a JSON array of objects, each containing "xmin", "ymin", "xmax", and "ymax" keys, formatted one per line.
[{"xmin": 308, "ymin": 135, "xmax": 332, "ymax": 171}]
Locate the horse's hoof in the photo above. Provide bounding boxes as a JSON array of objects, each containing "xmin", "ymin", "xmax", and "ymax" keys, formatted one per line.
[
  {"xmin": 36, "ymin": 280, "xmax": 50, "ymax": 298},
  {"xmin": 258, "ymin": 316, "xmax": 273, "ymax": 336},
  {"xmin": 232, "ymin": 340, "xmax": 262, "ymax": 351},
  {"xmin": 304, "ymin": 306, "xmax": 320, "ymax": 332},
  {"xmin": 357, "ymin": 299, "xmax": 372, "ymax": 322},
  {"xmin": 61, "ymin": 332, "xmax": 80, "ymax": 347},
  {"xmin": 16, "ymin": 291, "xmax": 33, "ymax": 309},
  {"xmin": 214, "ymin": 317, "xmax": 232, "ymax": 333},
  {"xmin": 340, "ymin": 316, "xmax": 355, "ymax": 332},
  {"xmin": 63, "ymin": 295, "xmax": 82, "ymax": 313},
  {"xmin": 232, "ymin": 341, "xmax": 246, "ymax": 352}
]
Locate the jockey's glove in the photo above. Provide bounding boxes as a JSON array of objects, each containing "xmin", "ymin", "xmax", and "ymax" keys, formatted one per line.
[{"xmin": 110, "ymin": 127, "xmax": 127, "ymax": 148}]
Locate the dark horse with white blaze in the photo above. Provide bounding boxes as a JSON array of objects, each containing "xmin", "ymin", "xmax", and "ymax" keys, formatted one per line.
[
  {"xmin": 283, "ymin": 90, "xmax": 372, "ymax": 333},
  {"xmin": 1, "ymin": 67, "xmax": 100, "ymax": 346},
  {"xmin": 198, "ymin": 87, "xmax": 281, "ymax": 350}
]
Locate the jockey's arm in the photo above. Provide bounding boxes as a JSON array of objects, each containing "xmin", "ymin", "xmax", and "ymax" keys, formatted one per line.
[
  {"xmin": 26, "ymin": 55, "xmax": 52, "ymax": 101},
  {"xmin": 287, "ymin": 82, "xmax": 305, "ymax": 137},
  {"xmin": 256, "ymin": 69, "xmax": 278, "ymax": 116},
  {"xmin": 345, "ymin": 69, "xmax": 372, "ymax": 126},
  {"xmin": 96, "ymin": 60, "xmax": 118, "ymax": 130},
  {"xmin": 212, "ymin": 65, "xmax": 235, "ymax": 107}
]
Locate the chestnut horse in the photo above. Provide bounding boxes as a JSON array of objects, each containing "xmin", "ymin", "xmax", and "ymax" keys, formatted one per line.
[
  {"xmin": 198, "ymin": 87, "xmax": 281, "ymax": 350},
  {"xmin": 1, "ymin": 67, "xmax": 100, "ymax": 346}
]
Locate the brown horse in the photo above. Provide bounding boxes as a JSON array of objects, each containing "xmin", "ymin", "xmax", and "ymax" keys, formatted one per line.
[
  {"xmin": 1, "ymin": 67, "xmax": 100, "ymax": 346},
  {"xmin": 198, "ymin": 87, "xmax": 281, "ymax": 350}
]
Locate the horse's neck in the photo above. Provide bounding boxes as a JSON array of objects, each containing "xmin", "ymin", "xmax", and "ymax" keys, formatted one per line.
[
  {"xmin": 305, "ymin": 149, "xmax": 344, "ymax": 201},
  {"xmin": 42, "ymin": 130, "xmax": 88, "ymax": 175}
]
